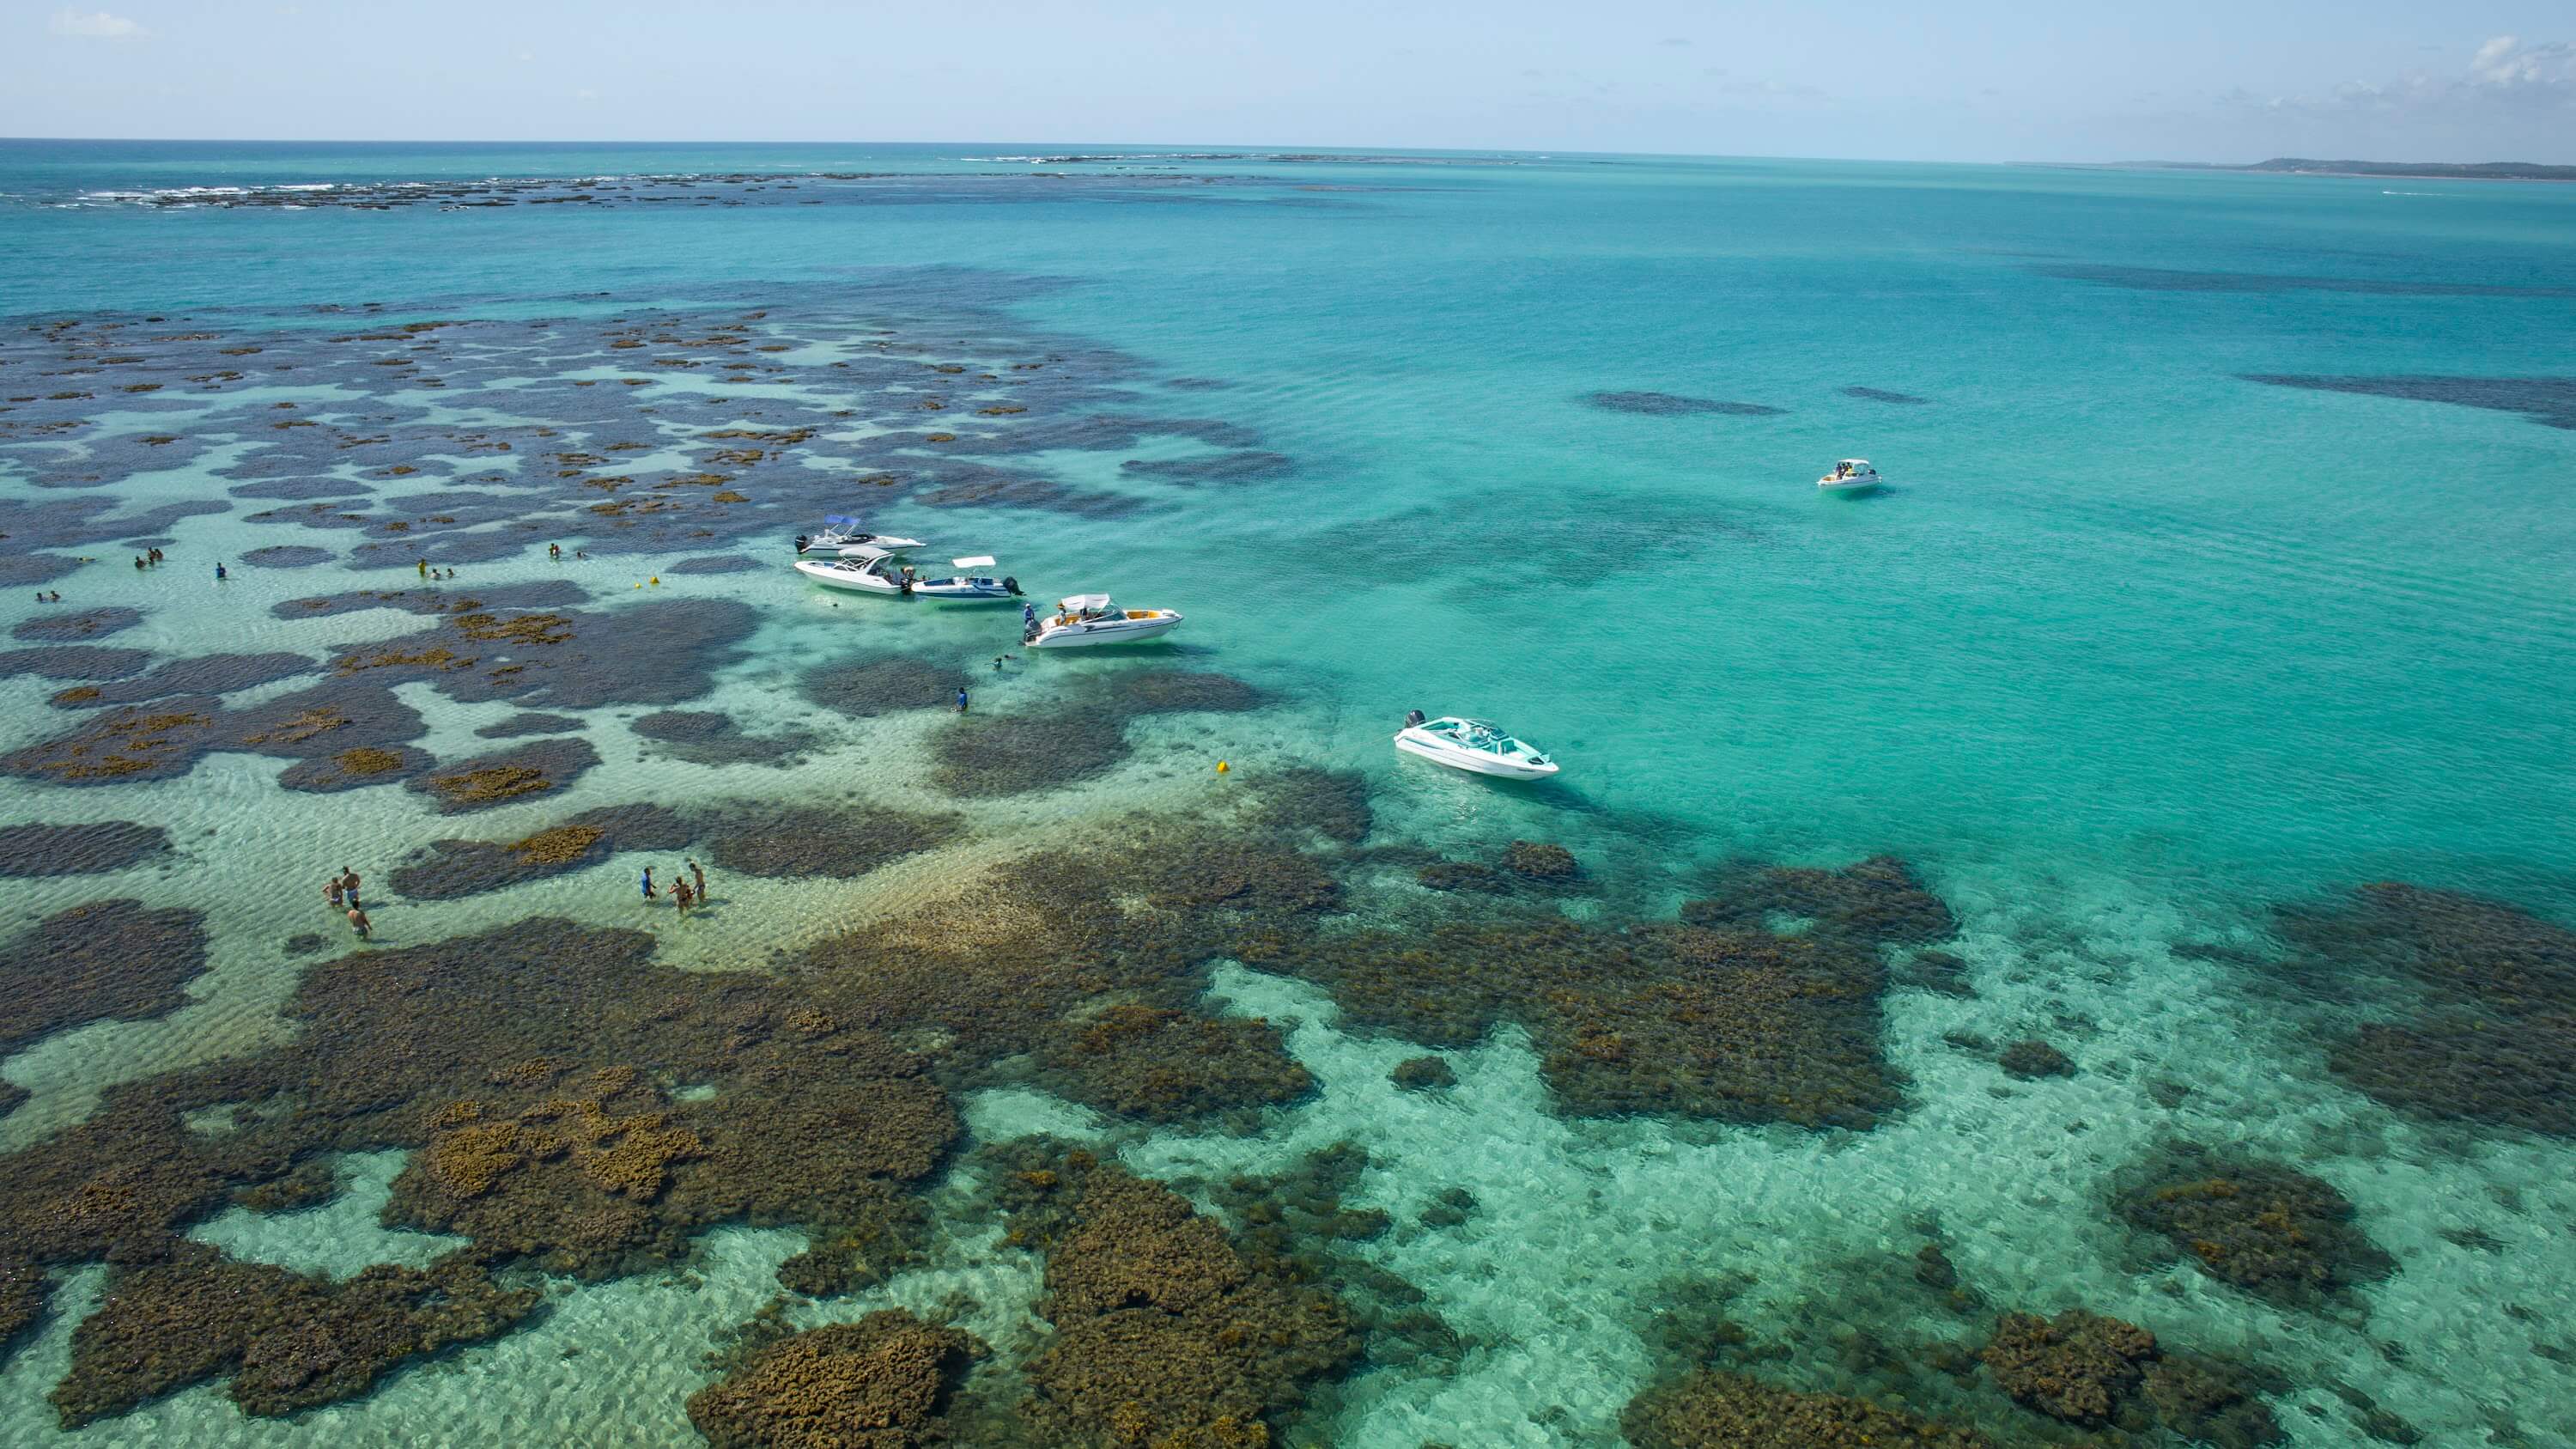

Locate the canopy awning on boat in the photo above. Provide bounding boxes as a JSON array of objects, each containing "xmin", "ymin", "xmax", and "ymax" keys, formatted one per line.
[
  {"xmin": 824, "ymin": 514, "xmax": 861, "ymax": 525},
  {"xmin": 1060, "ymin": 593, "xmax": 1112, "ymax": 612},
  {"xmin": 952, "ymin": 555, "xmax": 996, "ymax": 569}
]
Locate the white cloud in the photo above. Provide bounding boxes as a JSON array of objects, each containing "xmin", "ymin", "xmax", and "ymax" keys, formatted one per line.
[
  {"xmin": 2227, "ymin": 34, "xmax": 2573, "ymax": 122},
  {"xmin": 50, "ymin": 9, "xmax": 146, "ymax": 39},
  {"xmin": 2469, "ymin": 36, "xmax": 2576, "ymax": 90}
]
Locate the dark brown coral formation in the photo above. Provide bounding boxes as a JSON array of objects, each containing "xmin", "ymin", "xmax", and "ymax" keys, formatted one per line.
[
  {"xmin": 1996, "ymin": 1039, "xmax": 2075, "ymax": 1080},
  {"xmin": 2277, "ymin": 882, "xmax": 2576, "ymax": 1136},
  {"xmin": 928, "ymin": 667, "xmax": 1264, "ymax": 797},
  {"xmin": 703, "ymin": 805, "xmax": 964, "ymax": 880},
  {"xmin": 1033, "ymin": 1006, "xmax": 1311, "ymax": 1123},
  {"xmin": 686, "ymin": 1310, "xmax": 981, "ymax": 1449},
  {"xmin": 386, "ymin": 803, "xmax": 695, "ymax": 899},
  {"xmin": 1503, "ymin": 839, "xmax": 1580, "ymax": 880},
  {"xmin": 1241, "ymin": 912, "xmax": 1907, "ymax": 1127},
  {"xmin": 52, "ymin": 1241, "xmax": 536, "ymax": 1427},
  {"xmin": 2116, "ymin": 1147, "xmax": 2393, "ymax": 1308},
  {"xmin": 999, "ymin": 1149, "xmax": 1358, "ymax": 1446},
  {"xmin": 1979, "ymin": 1308, "xmax": 2156, "ymax": 1427},
  {"xmin": 0, "ymin": 900, "xmax": 207, "ymax": 1052},
  {"xmin": 1622, "ymin": 1369, "xmax": 1994, "ymax": 1448},
  {"xmin": 0, "ymin": 821, "xmax": 171, "ymax": 876},
  {"xmin": 1684, "ymin": 855, "xmax": 1957, "ymax": 946},
  {"xmin": 408, "ymin": 736, "xmax": 600, "ymax": 813}
]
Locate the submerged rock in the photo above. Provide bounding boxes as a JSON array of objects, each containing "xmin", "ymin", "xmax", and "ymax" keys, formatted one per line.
[
  {"xmin": 1033, "ymin": 1005, "xmax": 1310, "ymax": 1123},
  {"xmin": 0, "ymin": 821, "xmax": 170, "ymax": 877},
  {"xmin": 1622, "ymin": 1368, "xmax": 1993, "ymax": 1447},
  {"xmin": 1391, "ymin": 1056, "xmax": 1456, "ymax": 1091},
  {"xmin": 2278, "ymin": 882, "xmax": 2576, "ymax": 1136},
  {"xmin": 0, "ymin": 900, "xmax": 206, "ymax": 1053},
  {"xmin": 686, "ymin": 1310, "xmax": 981, "ymax": 1449},
  {"xmin": 1997, "ymin": 1039, "xmax": 2075, "ymax": 1080},
  {"xmin": 1980, "ymin": 1308, "xmax": 2154, "ymax": 1427},
  {"xmin": 999, "ymin": 1149, "xmax": 1359, "ymax": 1446},
  {"xmin": 2117, "ymin": 1147, "xmax": 2393, "ymax": 1308}
]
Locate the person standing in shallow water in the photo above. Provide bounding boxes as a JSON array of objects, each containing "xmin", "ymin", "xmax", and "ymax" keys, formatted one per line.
[
  {"xmin": 325, "ymin": 875, "xmax": 343, "ymax": 911},
  {"xmin": 671, "ymin": 874, "xmax": 695, "ymax": 916},
  {"xmin": 339, "ymin": 867, "xmax": 362, "ymax": 910},
  {"xmin": 688, "ymin": 858, "xmax": 706, "ymax": 901},
  {"xmin": 346, "ymin": 904, "xmax": 371, "ymax": 940},
  {"xmin": 640, "ymin": 864, "xmax": 657, "ymax": 902},
  {"xmin": 956, "ymin": 688, "xmax": 969, "ymax": 714}
]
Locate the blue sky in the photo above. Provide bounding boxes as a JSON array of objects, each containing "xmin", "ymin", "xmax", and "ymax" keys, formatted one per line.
[{"xmin": 5, "ymin": 1, "xmax": 2573, "ymax": 161}]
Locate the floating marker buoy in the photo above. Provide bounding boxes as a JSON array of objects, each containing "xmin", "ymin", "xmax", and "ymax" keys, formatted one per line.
[
  {"xmin": 649, "ymin": 576, "xmax": 659, "ymax": 586},
  {"xmin": 634, "ymin": 582, "xmax": 642, "ymax": 589},
  {"xmin": 1217, "ymin": 761, "xmax": 1229, "ymax": 774}
]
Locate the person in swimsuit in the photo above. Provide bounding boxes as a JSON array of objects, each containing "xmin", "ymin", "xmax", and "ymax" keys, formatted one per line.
[
  {"xmin": 671, "ymin": 876, "xmax": 695, "ymax": 916},
  {"xmin": 688, "ymin": 859, "xmax": 706, "ymax": 900},
  {"xmin": 640, "ymin": 865, "xmax": 657, "ymax": 901},
  {"xmin": 325, "ymin": 876, "xmax": 344, "ymax": 910},
  {"xmin": 347, "ymin": 905, "xmax": 372, "ymax": 940},
  {"xmin": 339, "ymin": 868, "xmax": 362, "ymax": 910}
]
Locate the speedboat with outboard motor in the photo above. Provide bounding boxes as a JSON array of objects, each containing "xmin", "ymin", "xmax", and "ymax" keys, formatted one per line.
[
  {"xmin": 907, "ymin": 555, "xmax": 1023, "ymax": 602},
  {"xmin": 795, "ymin": 516, "xmax": 886, "ymax": 557},
  {"xmin": 1817, "ymin": 459, "xmax": 1883, "ymax": 495},
  {"xmin": 1023, "ymin": 593, "xmax": 1183, "ymax": 648},
  {"xmin": 793, "ymin": 539, "xmax": 930, "ymax": 595},
  {"xmin": 1392, "ymin": 710, "xmax": 1560, "ymax": 779}
]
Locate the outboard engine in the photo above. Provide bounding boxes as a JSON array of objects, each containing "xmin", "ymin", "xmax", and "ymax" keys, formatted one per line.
[
  {"xmin": 1003, "ymin": 575, "xmax": 1023, "ymax": 596},
  {"xmin": 793, "ymin": 534, "xmax": 810, "ymax": 552},
  {"xmin": 1404, "ymin": 709, "xmax": 1427, "ymax": 729}
]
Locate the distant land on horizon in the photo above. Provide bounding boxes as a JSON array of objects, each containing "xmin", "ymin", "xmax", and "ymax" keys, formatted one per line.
[{"xmin": 2146, "ymin": 157, "xmax": 2576, "ymax": 182}]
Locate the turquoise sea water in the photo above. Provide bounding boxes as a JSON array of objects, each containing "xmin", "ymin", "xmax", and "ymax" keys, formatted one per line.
[{"xmin": 2, "ymin": 141, "xmax": 2573, "ymax": 1446}]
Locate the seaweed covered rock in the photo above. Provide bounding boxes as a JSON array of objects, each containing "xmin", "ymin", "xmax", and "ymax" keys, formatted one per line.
[
  {"xmin": 703, "ymin": 805, "xmax": 963, "ymax": 879},
  {"xmin": 1979, "ymin": 1309, "xmax": 2155, "ymax": 1427},
  {"xmin": 51, "ymin": 1242, "xmax": 536, "ymax": 1427},
  {"xmin": 929, "ymin": 667, "xmax": 1263, "ymax": 798},
  {"xmin": 1241, "ymin": 916, "xmax": 1906, "ymax": 1128},
  {"xmin": 1, "ymin": 1257, "xmax": 45, "ymax": 1363},
  {"xmin": 1686, "ymin": 855, "xmax": 1956, "ymax": 947},
  {"xmin": 775, "ymin": 1192, "xmax": 934, "ymax": 1298},
  {"xmin": 0, "ymin": 900, "xmax": 207, "ymax": 1052},
  {"xmin": 407, "ymin": 736, "xmax": 600, "ymax": 813},
  {"xmin": 1417, "ymin": 860, "xmax": 1508, "ymax": 893},
  {"xmin": 685, "ymin": 1310, "xmax": 981, "ymax": 1449},
  {"xmin": 1252, "ymin": 764, "xmax": 1371, "ymax": 843},
  {"xmin": 2117, "ymin": 1148, "xmax": 2393, "ymax": 1308},
  {"xmin": 2142, "ymin": 1351, "xmax": 2287, "ymax": 1449},
  {"xmin": 1504, "ymin": 839, "xmax": 1580, "ymax": 880},
  {"xmin": 2277, "ymin": 883, "xmax": 2576, "ymax": 1135},
  {"xmin": 0, "ymin": 821, "xmax": 170, "ymax": 877},
  {"xmin": 1034, "ymin": 1006, "xmax": 1311, "ymax": 1123},
  {"xmin": 1622, "ymin": 1368, "xmax": 1994, "ymax": 1448},
  {"xmin": 386, "ymin": 803, "xmax": 694, "ymax": 899},
  {"xmin": 1391, "ymin": 1056, "xmax": 1456, "ymax": 1091},
  {"xmin": 999, "ymin": 1149, "xmax": 1358, "ymax": 1446},
  {"xmin": 1997, "ymin": 1039, "xmax": 2075, "ymax": 1080},
  {"xmin": 799, "ymin": 653, "xmax": 971, "ymax": 717}
]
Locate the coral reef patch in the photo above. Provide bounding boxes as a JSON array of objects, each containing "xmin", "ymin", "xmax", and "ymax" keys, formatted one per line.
[
  {"xmin": 0, "ymin": 900, "xmax": 207, "ymax": 1053},
  {"xmin": 686, "ymin": 1310, "xmax": 982, "ymax": 1449},
  {"xmin": 0, "ymin": 821, "xmax": 171, "ymax": 877}
]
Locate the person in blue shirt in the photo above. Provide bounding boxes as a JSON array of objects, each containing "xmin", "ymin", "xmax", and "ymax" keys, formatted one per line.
[
  {"xmin": 955, "ymin": 688, "xmax": 969, "ymax": 714},
  {"xmin": 640, "ymin": 864, "xmax": 658, "ymax": 901}
]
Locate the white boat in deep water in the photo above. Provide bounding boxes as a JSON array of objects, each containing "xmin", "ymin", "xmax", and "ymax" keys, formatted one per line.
[
  {"xmin": 1392, "ymin": 712, "xmax": 1560, "ymax": 779},
  {"xmin": 1024, "ymin": 593, "xmax": 1183, "ymax": 648},
  {"xmin": 792, "ymin": 539, "xmax": 933, "ymax": 595},
  {"xmin": 1818, "ymin": 459, "xmax": 1883, "ymax": 495}
]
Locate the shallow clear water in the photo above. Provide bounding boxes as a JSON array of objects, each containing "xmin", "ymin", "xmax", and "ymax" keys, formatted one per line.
[{"xmin": 2, "ymin": 141, "xmax": 2573, "ymax": 1446}]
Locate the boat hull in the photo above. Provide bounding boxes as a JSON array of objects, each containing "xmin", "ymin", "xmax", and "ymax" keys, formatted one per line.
[
  {"xmin": 794, "ymin": 561, "xmax": 902, "ymax": 594},
  {"xmin": 1817, "ymin": 476, "xmax": 1882, "ymax": 495},
  {"xmin": 1393, "ymin": 732, "xmax": 1560, "ymax": 779},
  {"xmin": 1027, "ymin": 616, "xmax": 1182, "ymax": 648}
]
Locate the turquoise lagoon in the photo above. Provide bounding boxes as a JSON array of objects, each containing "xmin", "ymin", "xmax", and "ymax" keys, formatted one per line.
[{"xmin": 0, "ymin": 142, "xmax": 2573, "ymax": 1446}]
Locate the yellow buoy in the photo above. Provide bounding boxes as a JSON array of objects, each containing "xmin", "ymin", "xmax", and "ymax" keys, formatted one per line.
[
  {"xmin": 1216, "ymin": 761, "xmax": 1229, "ymax": 774},
  {"xmin": 649, "ymin": 576, "xmax": 659, "ymax": 586}
]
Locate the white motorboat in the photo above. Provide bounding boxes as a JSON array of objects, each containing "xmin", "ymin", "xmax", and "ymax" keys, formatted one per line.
[
  {"xmin": 1392, "ymin": 712, "xmax": 1560, "ymax": 779},
  {"xmin": 1023, "ymin": 593, "xmax": 1183, "ymax": 648},
  {"xmin": 795, "ymin": 516, "xmax": 888, "ymax": 557},
  {"xmin": 792, "ymin": 539, "xmax": 933, "ymax": 596},
  {"xmin": 907, "ymin": 555, "xmax": 1024, "ymax": 601},
  {"xmin": 1817, "ymin": 459, "xmax": 1882, "ymax": 495}
]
